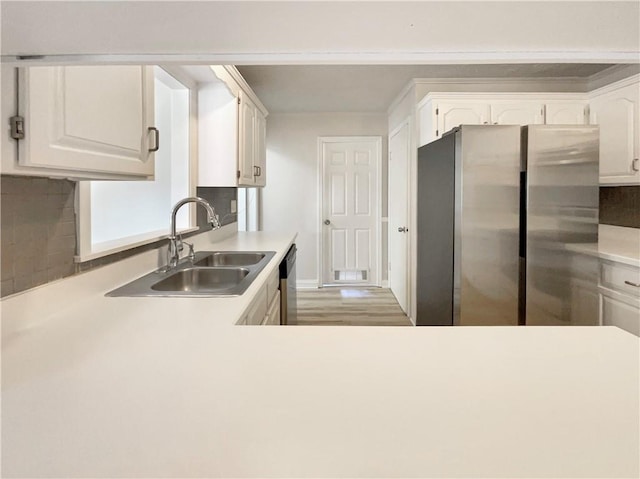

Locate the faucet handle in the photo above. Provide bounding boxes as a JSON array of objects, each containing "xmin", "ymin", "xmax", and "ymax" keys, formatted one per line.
[
  {"xmin": 209, "ymin": 213, "xmax": 221, "ymax": 229},
  {"xmin": 183, "ymin": 241, "xmax": 196, "ymax": 261},
  {"xmin": 176, "ymin": 234, "xmax": 185, "ymax": 252}
]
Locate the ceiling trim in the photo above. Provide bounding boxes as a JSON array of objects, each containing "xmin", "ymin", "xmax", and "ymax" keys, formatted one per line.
[{"xmin": 3, "ymin": 50, "xmax": 639, "ymax": 66}]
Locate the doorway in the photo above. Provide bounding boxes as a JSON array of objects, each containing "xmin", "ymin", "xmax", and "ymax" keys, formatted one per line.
[
  {"xmin": 319, "ymin": 136, "xmax": 382, "ymax": 287},
  {"xmin": 388, "ymin": 119, "xmax": 411, "ymax": 313}
]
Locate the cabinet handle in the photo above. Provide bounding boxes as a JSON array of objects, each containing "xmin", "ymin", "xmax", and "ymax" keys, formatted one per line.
[
  {"xmin": 257, "ymin": 166, "xmax": 262, "ymax": 176},
  {"xmin": 632, "ymin": 158, "xmax": 639, "ymax": 172},
  {"xmin": 624, "ymin": 280, "xmax": 640, "ymax": 288},
  {"xmin": 148, "ymin": 127, "xmax": 160, "ymax": 152},
  {"xmin": 253, "ymin": 165, "xmax": 259, "ymax": 177}
]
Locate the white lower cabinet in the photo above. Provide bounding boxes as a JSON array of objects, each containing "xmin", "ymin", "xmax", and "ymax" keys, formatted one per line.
[
  {"xmin": 599, "ymin": 260, "xmax": 640, "ymax": 336},
  {"xmin": 263, "ymin": 291, "xmax": 281, "ymax": 325},
  {"xmin": 241, "ymin": 286, "xmax": 268, "ymax": 326},
  {"xmin": 601, "ymin": 293, "xmax": 640, "ymax": 336},
  {"xmin": 238, "ymin": 268, "xmax": 281, "ymax": 326}
]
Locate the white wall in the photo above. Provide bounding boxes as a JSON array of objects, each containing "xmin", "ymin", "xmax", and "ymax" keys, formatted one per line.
[
  {"xmin": 262, "ymin": 113, "xmax": 388, "ymax": 286},
  {"xmin": 1, "ymin": 2, "xmax": 638, "ymax": 63}
]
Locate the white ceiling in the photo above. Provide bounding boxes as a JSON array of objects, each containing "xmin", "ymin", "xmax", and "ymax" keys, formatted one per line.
[{"xmin": 236, "ymin": 64, "xmax": 615, "ymax": 113}]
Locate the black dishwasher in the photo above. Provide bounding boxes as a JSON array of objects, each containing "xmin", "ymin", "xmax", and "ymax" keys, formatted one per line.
[{"xmin": 279, "ymin": 244, "xmax": 297, "ymax": 325}]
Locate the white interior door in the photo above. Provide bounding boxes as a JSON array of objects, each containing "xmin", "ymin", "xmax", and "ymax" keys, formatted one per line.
[
  {"xmin": 321, "ymin": 137, "xmax": 381, "ymax": 286},
  {"xmin": 388, "ymin": 121, "xmax": 410, "ymax": 313}
]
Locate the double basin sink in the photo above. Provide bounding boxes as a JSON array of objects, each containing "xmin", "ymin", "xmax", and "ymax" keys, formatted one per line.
[{"xmin": 107, "ymin": 251, "xmax": 276, "ymax": 297}]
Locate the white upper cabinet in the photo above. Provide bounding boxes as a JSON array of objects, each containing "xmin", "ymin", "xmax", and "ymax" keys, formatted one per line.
[
  {"xmin": 198, "ymin": 66, "xmax": 268, "ymax": 188},
  {"xmin": 238, "ymin": 92, "xmax": 257, "ymax": 186},
  {"xmin": 15, "ymin": 66, "xmax": 156, "ymax": 179},
  {"xmin": 436, "ymin": 101, "xmax": 490, "ymax": 139},
  {"xmin": 545, "ymin": 102, "xmax": 588, "ymax": 125},
  {"xmin": 589, "ymin": 76, "xmax": 640, "ymax": 185},
  {"xmin": 254, "ymin": 107, "xmax": 267, "ymax": 187},
  {"xmin": 491, "ymin": 102, "xmax": 544, "ymax": 125},
  {"xmin": 418, "ymin": 93, "xmax": 589, "ymax": 146}
]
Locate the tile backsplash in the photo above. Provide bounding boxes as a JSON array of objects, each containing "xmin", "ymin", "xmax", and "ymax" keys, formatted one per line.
[
  {"xmin": 1, "ymin": 175, "xmax": 238, "ymax": 298},
  {"xmin": 599, "ymin": 186, "xmax": 640, "ymax": 229},
  {"xmin": 1, "ymin": 175, "xmax": 76, "ymax": 297},
  {"xmin": 196, "ymin": 187, "xmax": 238, "ymax": 227}
]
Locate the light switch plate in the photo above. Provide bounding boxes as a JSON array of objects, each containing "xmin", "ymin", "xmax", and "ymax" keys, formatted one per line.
[{"xmin": 231, "ymin": 200, "xmax": 237, "ymax": 213}]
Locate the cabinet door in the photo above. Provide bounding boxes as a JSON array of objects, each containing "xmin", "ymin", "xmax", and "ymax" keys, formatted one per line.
[
  {"xmin": 491, "ymin": 102, "xmax": 544, "ymax": 125},
  {"xmin": 590, "ymin": 82, "xmax": 640, "ymax": 185},
  {"xmin": 245, "ymin": 286, "xmax": 268, "ymax": 325},
  {"xmin": 545, "ymin": 103, "xmax": 587, "ymax": 125},
  {"xmin": 263, "ymin": 290, "xmax": 281, "ymax": 325},
  {"xmin": 436, "ymin": 102, "xmax": 490, "ymax": 139},
  {"xmin": 254, "ymin": 110, "xmax": 267, "ymax": 187},
  {"xmin": 417, "ymin": 99, "xmax": 436, "ymax": 146},
  {"xmin": 18, "ymin": 66, "xmax": 155, "ymax": 178},
  {"xmin": 238, "ymin": 92, "xmax": 256, "ymax": 186},
  {"xmin": 601, "ymin": 293, "xmax": 640, "ymax": 336}
]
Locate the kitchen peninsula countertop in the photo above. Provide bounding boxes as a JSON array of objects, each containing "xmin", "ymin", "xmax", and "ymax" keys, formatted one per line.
[
  {"xmin": 1, "ymin": 229, "xmax": 639, "ymax": 478},
  {"xmin": 566, "ymin": 224, "xmax": 640, "ymax": 267}
]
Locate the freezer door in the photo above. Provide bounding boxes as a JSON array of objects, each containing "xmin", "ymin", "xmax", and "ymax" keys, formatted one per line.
[
  {"xmin": 457, "ymin": 125, "xmax": 522, "ymax": 326},
  {"xmin": 523, "ymin": 125, "xmax": 599, "ymax": 326}
]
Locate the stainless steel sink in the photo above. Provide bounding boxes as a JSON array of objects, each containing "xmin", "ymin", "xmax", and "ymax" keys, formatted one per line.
[
  {"xmin": 193, "ymin": 252, "xmax": 266, "ymax": 267},
  {"xmin": 106, "ymin": 250, "xmax": 276, "ymax": 297},
  {"xmin": 151, "ymin": 267, "xmax": 250, "ymax": 292}
]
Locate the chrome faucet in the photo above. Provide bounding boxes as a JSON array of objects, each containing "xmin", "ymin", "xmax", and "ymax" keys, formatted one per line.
[{"xmin": 167, "ymin": 197, "xmax": 221, "ymax": 269}]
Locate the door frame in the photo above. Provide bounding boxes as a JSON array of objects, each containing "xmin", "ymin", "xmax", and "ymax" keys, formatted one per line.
[
  {"xmin": 388, "ymin": 118, "xmax": 411, "ymax": 313},
  {"xmin": 317, "ymin": 136, "xmax": 383, "ymax": 288}
]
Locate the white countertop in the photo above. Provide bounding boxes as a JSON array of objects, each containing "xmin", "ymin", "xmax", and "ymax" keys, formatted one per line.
[
  {"xmin": 2, "ymin": 229, "xmax": 639, "ymax": 478},
  {"xmin": 567, "ymin": 224, "xmax": 640, "ymax": 267}
]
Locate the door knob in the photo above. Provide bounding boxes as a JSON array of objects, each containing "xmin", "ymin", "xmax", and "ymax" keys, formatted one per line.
[
  {"xmin": 324, "ymin": 219, "xmax": 331, "ymax": 225},
  {"xmin": 398, "ymin": 227, "xmax": 407, "ymax": 233}
]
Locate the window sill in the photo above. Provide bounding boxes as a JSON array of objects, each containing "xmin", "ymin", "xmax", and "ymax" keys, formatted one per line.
[{"xmin": 74, "ymin": 226, "xmax": 199, "ymax": 263}]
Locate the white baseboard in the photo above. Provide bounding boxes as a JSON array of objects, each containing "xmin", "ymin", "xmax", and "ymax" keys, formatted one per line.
[
  {"xmin": 297, "ymin": 280, "xmax": 391, "ymax": 289},
  {"xmin": 296, "ymin": 280, "xmax": 319, "ymax": 290}
]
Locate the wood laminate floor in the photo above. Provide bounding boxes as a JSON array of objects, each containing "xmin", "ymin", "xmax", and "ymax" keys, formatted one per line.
[{"xmin": 295, "ymin": 287, "xmax": 412, "ymax": 326}]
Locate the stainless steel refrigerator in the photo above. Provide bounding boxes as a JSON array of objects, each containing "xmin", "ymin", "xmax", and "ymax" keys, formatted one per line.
[{"xmin": 416, "ymin": 125, "xmax": 599, "ymax": 327}]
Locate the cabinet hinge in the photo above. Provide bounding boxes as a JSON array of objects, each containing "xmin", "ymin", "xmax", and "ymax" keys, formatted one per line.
[
  {"xmin": 435, "ymin": 108, "xmax": 439, "ymax": 115},
  {"xmin": 237, "ymin": 97, "xmax": 241, "ymax": 105},
  {"xmin": 436, "ymin": 129, "xmax": 439, "ymax": 136},
  {"xmin": 10, "ymin": 115, "xmax": 25, "ymax": 140},
  {"xmin": 237, "ymin": 170, "xmax": 241, "ymax": 179}
]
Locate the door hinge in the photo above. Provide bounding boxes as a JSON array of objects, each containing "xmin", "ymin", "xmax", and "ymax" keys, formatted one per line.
[
  {"xmin": 10, "ymin": 116, "xmax": 25, "ymax": 140},
  {"xmin": 237, "ymin": 170, "xmax": 241, "ymax": 179},
  {"xmin": 436, "ymin": 129, "xmax": 439, "ymax": 136}
]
